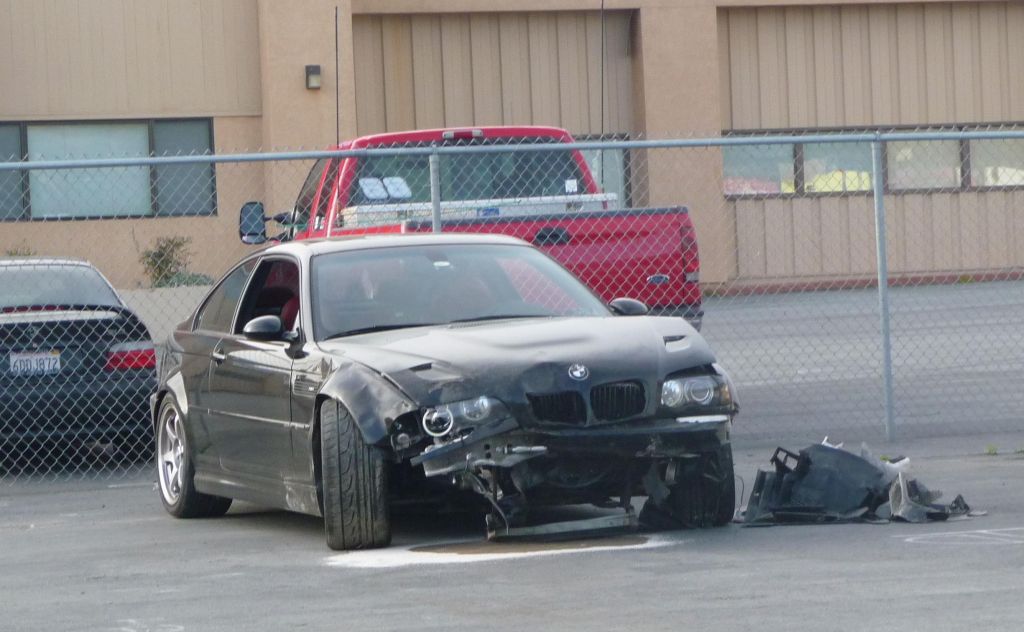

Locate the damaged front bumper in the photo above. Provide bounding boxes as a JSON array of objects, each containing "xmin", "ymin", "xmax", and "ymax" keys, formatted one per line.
[{"xmin": 410, "ymin": 414, "xmax": 732, "ymax": 478}]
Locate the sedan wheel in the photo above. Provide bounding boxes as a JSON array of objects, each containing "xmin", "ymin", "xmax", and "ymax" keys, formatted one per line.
[
  {"xmin": 320, "ymin": 400, "xmax": 391, "ymax": 550},
  {"xmin": 155, "ymin": 397, "xmax": 232, "ymax": 519}
]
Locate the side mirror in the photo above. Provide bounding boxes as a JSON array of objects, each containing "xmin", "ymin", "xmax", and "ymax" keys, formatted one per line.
[
  {"xmin": 609, "ymin": 298, "xmax": 649, "ymax": 316},
  {"xmin": 242, "ymin": 315, "xmax": 284, "ymax": 341},
  {"xmin": 240, "ymin": 201, "xmax": 267, "ymax": 245}
]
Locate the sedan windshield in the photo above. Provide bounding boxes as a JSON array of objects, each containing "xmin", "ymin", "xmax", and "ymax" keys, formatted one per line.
[
  {"xmin": 0, "ymin": 264, "xmax": 120, "ymax": 310},
  {"xmin": 312, "ymin": 244, "xmax": 609, "ymax": 340}
]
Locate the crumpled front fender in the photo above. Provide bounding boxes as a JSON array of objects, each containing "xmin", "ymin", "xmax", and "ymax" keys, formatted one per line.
[{"xmin": 317, "ymin": 363, "xmax": 419, "ymax": 445}]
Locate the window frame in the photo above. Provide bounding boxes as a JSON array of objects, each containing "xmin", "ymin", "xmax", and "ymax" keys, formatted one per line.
[
  {"xmin": 193, "ymin": 257, "xmax": 259, "ymax": 335},
  {"xmin": 233, "ymin": 255, "xmax": 304, "ymax": 336},
  {"xmin": 721, "ymin": 122, "xmax": 1024, "ymax": 200},
  {"xmin": 0, "ymin": 118, "xmax": 216, "ymax": 221},
  {"xmin": 575, "ymin": 133, "xmax": 632, "ymax": 208}
]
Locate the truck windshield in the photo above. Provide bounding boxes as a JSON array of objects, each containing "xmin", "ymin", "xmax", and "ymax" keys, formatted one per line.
[
  {"xmin": 350, "ymin": 139, "xmax": 586, "ymax": 205},
  {"xmin": 311, "ymin": 243, "xmax": 609, "ymax": 340}
]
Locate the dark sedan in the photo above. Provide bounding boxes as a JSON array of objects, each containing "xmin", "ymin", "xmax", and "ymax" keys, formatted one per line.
[
  {"xmin": 154, "ymin": 234, "xmax": 738, "ymax": 550},
  {"xmin": 1, "ymin": 259, "xmax": 157, "ymax": 467}
]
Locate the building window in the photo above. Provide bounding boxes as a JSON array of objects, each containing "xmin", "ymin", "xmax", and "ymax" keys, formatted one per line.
[
  {"xmin": 0, "ymin": 124, "xmax": 21, "ymax": 220},
  {"xmin": 0, "ymin": 119, "xmax": 215, "ymax": 220},
  {"xmin": 887, "ymin": 140, "xmax": 961, "ymax": 192},
  {"xmin": 577, "ymin": 135, "xmax": 631, "ymax": 208},
  {"xmin": 803, "ymin": 142, "xmax": 872, "ymax": 193},
  {"xmin": 970, "ymin": 136, "xmax": 1024, "ymax": 188},
  {"xmin": 724, "ymin": 126, "xmax": 1024, "ymax": 197},
  {"xmin": 722, "ymin": 143, "xmax": 795, "ymax": 195}
]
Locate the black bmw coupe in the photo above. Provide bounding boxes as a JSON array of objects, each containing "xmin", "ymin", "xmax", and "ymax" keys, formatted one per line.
[{"xmin": 153, "ymin": 234, "xmax": 738, "ymax": 550}]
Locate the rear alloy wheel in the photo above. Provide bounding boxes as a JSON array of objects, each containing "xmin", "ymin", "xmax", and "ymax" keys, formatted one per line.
[
  {"xmin": 320, "ymin": 400, "xmax": 391, "ymax": 550},
  {"xmin": 640, "ymin": 443, "xmax": 736, "ymax": 530},
  {"xmin": 156, "ymin": 397, "xmax": 232, "ymax": 518}
]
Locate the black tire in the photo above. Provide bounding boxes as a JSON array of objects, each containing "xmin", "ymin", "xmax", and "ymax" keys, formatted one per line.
[
  {"xmin": 320, "ymin": 400, "xmax": 391, "ymax": 551},
  {"xmin": 155, "ymin": 397, "xmax": 232, "ymax": 519},
  {"xmin": 640, "ymin": 443, "xmax": 735, "ymax": 530}
]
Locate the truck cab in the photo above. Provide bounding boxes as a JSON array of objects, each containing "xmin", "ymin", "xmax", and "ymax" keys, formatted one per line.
[{"xmin": 240, "ymin": 126, "xmax": 703, "ymax": 328}]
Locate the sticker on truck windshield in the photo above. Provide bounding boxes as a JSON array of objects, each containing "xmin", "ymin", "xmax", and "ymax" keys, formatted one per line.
[
  {"xmin": 358, "ymin": 178, "xmax": 388, "ymax": 200},
  {"xmin": 382, "ymin": 177, "xmax": 412, "ymax": 199},
  {"xmin": 358, "ymin": 177, "xmax": 413, "ymax": 201},
  {"xmin": 565, "ymin": 179, "xmax": 579, "ymax": 194}
]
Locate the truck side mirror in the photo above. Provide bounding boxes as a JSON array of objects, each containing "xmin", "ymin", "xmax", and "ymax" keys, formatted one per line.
[{"xmin": 240, "ymin": 201, "xmax": 267, "ymax": 244}]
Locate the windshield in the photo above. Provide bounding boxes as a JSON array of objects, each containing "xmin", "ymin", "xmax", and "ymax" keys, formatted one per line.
[
  {"xmin": 311, "ymin": 244, "xmax": 609, "ymax": 340},
  {"xmin": 350, "ymin": 140, "xmax": 586, "ymax": 205},
  {"xmin": 0, "ymin": 264, "xmax": 120, "ymax": 310}
]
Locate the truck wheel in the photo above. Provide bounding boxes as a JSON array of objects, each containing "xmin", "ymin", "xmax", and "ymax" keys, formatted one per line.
[
  {"xmin": 640, "ymin": 443, "xmax": 735, "ymax": 529},
  {"xmin": 156, "ymin": 397, "xmax": 232, "ymax": 518},
  {"xmin": 320, "ymin": 400, "xmax": 391, "ymax": 551}
]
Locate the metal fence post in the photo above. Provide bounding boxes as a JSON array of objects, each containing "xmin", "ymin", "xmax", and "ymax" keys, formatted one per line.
[
  {"xmin": 871, "ymin": 137, "xmax": 897, "ymax": 441},
  {"xmin": 429, "ymin": 144, "xmax": 442, "ymax": 233}
]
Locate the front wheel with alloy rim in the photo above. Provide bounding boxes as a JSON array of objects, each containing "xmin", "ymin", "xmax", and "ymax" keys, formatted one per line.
[{"xmin": 156, "ymin": 397, "xmax": 232, "ymax": 518}]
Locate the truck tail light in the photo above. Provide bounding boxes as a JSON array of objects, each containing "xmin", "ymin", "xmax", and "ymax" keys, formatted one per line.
[
  {"xmin": 680, "ymin": 226, "xmax": 699, "ymax": 260},
  {"xmin": 441, "ymin": 129, "xmax": 484, "ymax": 141},
  {"xmin": 105, "ymin": 341, "xmax": 156, "ymax": 371}
]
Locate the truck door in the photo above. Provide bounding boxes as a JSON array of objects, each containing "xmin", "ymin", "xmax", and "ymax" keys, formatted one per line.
[
  {"xmin": 291, "ymin": 158, "xmax": 330, "ymax": 240},
  {"xmin": 309, "ymin": 159, "xmax": 339, "ymax": 238}
]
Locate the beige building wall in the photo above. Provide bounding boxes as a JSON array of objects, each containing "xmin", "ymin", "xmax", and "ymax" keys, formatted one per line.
[
  {"xmin": 0, "ymin": 116, "xmax": 261, "ymax": 288},
  {"xmin": 4, "ymin": 0, "xmax": 1022, "ymax": 289},
  {"xmin": 0, "ymin": 0, "xmax": 265, "ymax": 287},
  {"xmin": 721, "ymin": 2, "xmax": 1024, "ymax": 281},
  {"xmin": 0, "ymin": 0, "xmax": 262, "ymax": 120},
  {"xmin": 351, "ymin": 11, "xmax": 635, "ymax": 137}
]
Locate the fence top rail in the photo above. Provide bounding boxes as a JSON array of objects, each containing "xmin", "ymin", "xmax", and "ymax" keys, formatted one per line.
[{"xmin": 3, "ymin": 129, "xmax": 1024, "ymax": 171}]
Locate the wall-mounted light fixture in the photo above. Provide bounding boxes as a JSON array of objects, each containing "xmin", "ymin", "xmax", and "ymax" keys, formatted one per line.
[{"xmin": 305, "ymin": 65, "xmax": 322, "ymax": 90}]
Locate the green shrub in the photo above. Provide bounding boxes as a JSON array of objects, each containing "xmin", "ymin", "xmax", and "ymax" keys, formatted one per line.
[
  {"xmin": 139, "ymin": 236, "xmax": 211, "ymax": 287},
  {"xmin": 4, "ymin": 241, "xmax": 36, "ymax": 257}
]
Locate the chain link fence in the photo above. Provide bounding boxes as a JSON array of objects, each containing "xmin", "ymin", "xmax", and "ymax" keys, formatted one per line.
[{"xmin": 2, "ymin": 128, "xmax": 1024, "ymax": 483}]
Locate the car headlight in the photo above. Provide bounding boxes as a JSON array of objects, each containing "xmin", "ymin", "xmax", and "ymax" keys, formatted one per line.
[
  {"xmin": 660, "ymin": 375, "xmax": 734, "ymax": 411},
  {"xmin": 422, "ymin": 396, "xmax": 508, "ymax": 437}
]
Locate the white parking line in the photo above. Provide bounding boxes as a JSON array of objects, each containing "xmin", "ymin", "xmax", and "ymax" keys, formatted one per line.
[
  {"xmin": 325, "ymin": 534, "xmax": 679, "ymax": 569},
  {"xmin": 107, "ymin": 482, "xmax": 154, "ymax": 489},
  {"xmin": 898, "ymin": 527, "xmax": 1024, "ymax": 545}
]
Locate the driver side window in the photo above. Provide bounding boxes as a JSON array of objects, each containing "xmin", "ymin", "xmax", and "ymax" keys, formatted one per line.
[
  {"xmin": 195, "ymin": 260, "xmax": 257, "ymax": 333},
  {"xmin": 234, "ymin": 258, "xmax": 302, "ymax": 334}
]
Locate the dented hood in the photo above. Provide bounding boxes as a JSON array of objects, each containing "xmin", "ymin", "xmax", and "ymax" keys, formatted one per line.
[{"xmin": 317, "ymin": 316, "xmax": 717, "ymax": 407}]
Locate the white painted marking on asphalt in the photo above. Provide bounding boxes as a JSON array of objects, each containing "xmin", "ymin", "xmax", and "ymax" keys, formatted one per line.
[
  {"xmin": 325, "ymin": 535, "xmax": 678, "ymax": 569},
  {"xmin": 899, "ymin": 527, "xmax": 1024, "ymax": 545},
  {"xmin": 107, "ymin": 482, "xmax": 154, "ymax": 489}
]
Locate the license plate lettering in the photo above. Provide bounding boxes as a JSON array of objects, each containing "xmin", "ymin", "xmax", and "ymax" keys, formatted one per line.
[{"xmin": 9, "ymin": 351, "xmax": 61, "ymax": 376}]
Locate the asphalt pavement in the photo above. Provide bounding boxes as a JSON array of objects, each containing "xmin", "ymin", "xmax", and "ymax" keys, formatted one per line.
[
  {"xmin": 702, "ymin": 279, "xmax": 1024, "ymax": 442},
  {"xmin": 3, "ymin": 433, "xmax": 1024, "ymax": 631}
]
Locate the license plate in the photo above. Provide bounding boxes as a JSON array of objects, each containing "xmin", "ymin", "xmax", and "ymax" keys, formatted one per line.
[{"xmin": 9, "ymin": 350, "xmax": 62, "ymax": 376}]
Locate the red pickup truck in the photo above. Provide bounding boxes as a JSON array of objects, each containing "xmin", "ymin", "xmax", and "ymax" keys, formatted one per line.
[{"xmin": 239, "ymin": 126, "xmax": 703, "ymax": 328}]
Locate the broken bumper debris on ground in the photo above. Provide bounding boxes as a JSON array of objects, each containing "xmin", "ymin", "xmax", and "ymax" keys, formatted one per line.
[{"xmin": 741, "ymin": 439, "xmax": 985, "ymax": 526}]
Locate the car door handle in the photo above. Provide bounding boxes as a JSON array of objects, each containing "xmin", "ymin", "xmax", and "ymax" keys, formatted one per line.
[{"xmin": 211, "ymin": 351, "xmax": 226, "ymax": 364}]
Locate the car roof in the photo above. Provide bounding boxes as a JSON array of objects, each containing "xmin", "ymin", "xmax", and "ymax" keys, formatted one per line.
[
  {"xmin": 257, "ymin": 233, "xmax": 531, "ymax": 258},
  {"xmin": 0, "ymin": 257, "xmax": 93, "ymax": 268}
]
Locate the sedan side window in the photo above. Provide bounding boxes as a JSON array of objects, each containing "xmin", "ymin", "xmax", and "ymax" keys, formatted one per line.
[
  {"xmin": 195, "ymin": 260, "xmax": 256, "ymax": 333},
  {"xmin": 234, "ymin": 259, "xmax": 301, "ymax": 334}
]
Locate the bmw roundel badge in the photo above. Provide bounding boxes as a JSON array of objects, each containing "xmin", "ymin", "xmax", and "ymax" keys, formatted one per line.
[{"xmin": 568, "ymin": 363, "xmax": 590, "ymax": 381}]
